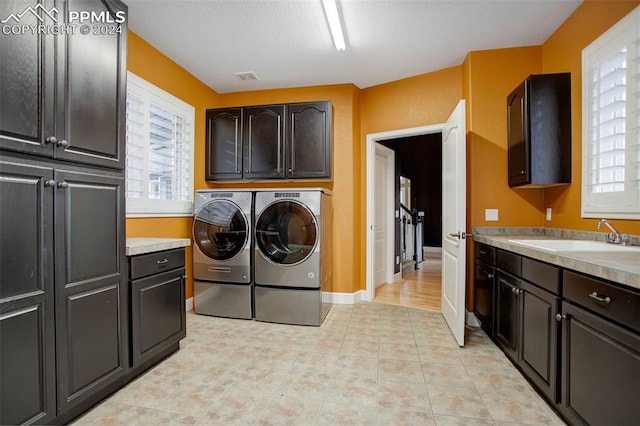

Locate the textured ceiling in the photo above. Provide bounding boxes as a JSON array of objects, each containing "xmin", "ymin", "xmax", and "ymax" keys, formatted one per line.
[{"xmin": 126, "ymin": 0, "xmax": 582, "ymax": 94}]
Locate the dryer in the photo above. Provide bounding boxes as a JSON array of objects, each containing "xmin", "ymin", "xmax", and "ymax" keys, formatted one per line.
[
  {"xmin": 253, "ymin": 189, "xmax": 331, "ymax": 326},
  {"xmin": 193, "ymin": 190, "xmax": 252, "ymax": 319}
]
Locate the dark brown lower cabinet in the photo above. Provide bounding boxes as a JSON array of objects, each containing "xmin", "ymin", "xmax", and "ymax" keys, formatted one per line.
[
  {"xmin": 495, "ymin": 252, "xmax": 561, "ymax": 405},
  {"xmin": 474, "ymin": 259, "xmax": 496, "ymax": 338},
  {"xmin": 520, "ymin": 281, "xmax": 560, "ymax": 403},
  {"xmin": 129, "ymin": 248, "xmax": 186, "ymax": 372},
  {"xmin": 495, "ymin": 270, "xmax": 520, "ymax": 362},
  {"xmin": 0, "ymin": 159, "xmax": 57, "ymax": 425},
  {"xmin": 54, "ymin": 169, "xmax": 128, "ymax": 415},
  {"xmin": 0, "ymin": 155, "xmax": 127, "ymax": 424},
  {"xmin": 560, "ymin": 301, "xmax": 640, "ymax": 425}
]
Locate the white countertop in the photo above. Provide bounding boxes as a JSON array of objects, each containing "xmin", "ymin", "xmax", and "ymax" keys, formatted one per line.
[
  {"xmin": 473, "ymin": 229, "xmax": 640, "ymax": 290},
  {"xmin": 126, "ymin": 237, "xmax": 191, "ymax": 256}
]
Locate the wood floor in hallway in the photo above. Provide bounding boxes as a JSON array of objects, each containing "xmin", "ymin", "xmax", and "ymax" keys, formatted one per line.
[{"xmin": 374, "ymin": 250, "xmax": 442, "ymax": 312}]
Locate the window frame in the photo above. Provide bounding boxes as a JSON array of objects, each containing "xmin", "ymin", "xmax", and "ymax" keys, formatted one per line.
[
  {"xmin": 125, "ymin": 72, "xmax": 195, "ymax": 218},
  {"xmin": 581, "ymin": 6, "xmax": 640, "ymax": 220}
]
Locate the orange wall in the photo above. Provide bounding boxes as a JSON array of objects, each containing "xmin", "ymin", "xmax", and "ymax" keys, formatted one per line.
[
  {"xmin": 465, "ymin": 46, "xmax": 544, "ymax": 230},
  {"xmin": 125, "ymin": 31, "xmax": 220, "ymax": 299},
  {"xmin": 542, "ymin": 0, "xmax": 640, "ymax": 235},
  {"xmin": 359, "ymin": 67, "xmax": 463, "ymax": 288},
  {"xmin": 206, "ymin": 85, "xmax": 362, "ymax": 294},
  {"xmin": 125, "ymin": 0, "xmax": 639, "ymax": 304}
]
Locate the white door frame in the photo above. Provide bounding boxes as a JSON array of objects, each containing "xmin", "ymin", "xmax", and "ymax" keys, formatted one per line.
[
  {"xmin": 373, "ymin": 143, "xmax": 396, "ymax": 288},
  {"xmin": 365, "ymin": 124, "xmax": 444, "ymax": 302}
]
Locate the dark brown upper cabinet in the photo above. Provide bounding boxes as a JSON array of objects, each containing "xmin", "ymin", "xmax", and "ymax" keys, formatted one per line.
[
  {"xmin": 205, "ymin": 108, "xmax": 244, "ymax": 180},
  {"xmin": 507, "ymin": 73, "xmax": 571, "ymax": 188},
  {"xmin": 0, "ymin": 0, "xmax": 127, "ymax": 170},
  {"xmin": 205, "ymin": 101, "xmax": 332, "ymax": 181},
  {"xmin": 245, "ymin": 105, "xmax": 286, "ymax": 179},
  {"xmin": 286, "ymin": 101, "xmax": 332, "ymax": 179}
]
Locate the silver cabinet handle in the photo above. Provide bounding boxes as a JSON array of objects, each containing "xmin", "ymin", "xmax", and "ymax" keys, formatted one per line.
[
  {"xmin": 488, "ymin": 273, "xmax": 494, "ymax": 279},
  {"xmin": 157, "ymin": 259, "xmax": 169, "ymax": 266},
  {"xmin": 57, "ymin": 181, "xmax": 68, "ymax": 189},
  {"xmin": 588, "ymin": 292, "xmax": 611, "ymax": 304},
  {"xmin": 45, "ymin": 136, "xmax": 68, "ymax": 148},
  {"xmin": 555, "ymin": 313, "xmax": 566, "ymax": 322},
  {"xmin": 45, "ymin": 180, "xmax": 56, "ymax": 188}
]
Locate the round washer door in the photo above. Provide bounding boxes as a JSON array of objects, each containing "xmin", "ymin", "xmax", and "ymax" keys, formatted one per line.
[
  {"xmin": 193, "ymin": 199, "xmax": 248, "ymax": 261},
  {"xmin": 255, "ymin": 200, "xmax": 318, "ymax": 265}
]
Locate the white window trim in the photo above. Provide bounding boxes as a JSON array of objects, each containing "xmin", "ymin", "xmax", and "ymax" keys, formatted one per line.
[
  {"xmin": 126, "ymin": 72, "xmax": 195, "ymax": 218},
  {"xmin": 581, "ymin": 6, "xmax": 640, "ymax": 220}
]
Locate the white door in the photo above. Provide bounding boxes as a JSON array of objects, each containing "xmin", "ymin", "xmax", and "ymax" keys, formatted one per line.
[
  {"xmin": 374, "ymin": 143, "xmax": 394, "ymax": 287},
  {"xmin": 441, "ymin": 100, "xmax": 467, "ymax": 347}
]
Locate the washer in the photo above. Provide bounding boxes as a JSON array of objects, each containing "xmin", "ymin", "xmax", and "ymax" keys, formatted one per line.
[
  {"xmin": 253, "ymin": 189, "xmax": 332, "ymax": 326},
  {"xmin": 193, "ymin": 190, "xmax": 253, "ymax": 319}
]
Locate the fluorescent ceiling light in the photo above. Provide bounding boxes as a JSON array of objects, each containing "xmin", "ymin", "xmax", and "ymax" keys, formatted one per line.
[{"xmin": 322, "ymin": 0, "xmax": 346, "ymax": 51}]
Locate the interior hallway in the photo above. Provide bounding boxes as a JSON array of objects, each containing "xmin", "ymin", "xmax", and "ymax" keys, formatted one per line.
[{"xmin": 374, "ymin": 249, "xmax": 442, "ymax": 312}]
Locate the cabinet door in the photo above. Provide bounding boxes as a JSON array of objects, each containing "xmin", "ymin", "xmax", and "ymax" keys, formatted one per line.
[
  {"xmin": 206, "ymin": 108, "xmax": 243, "ymax": 180},
  {"xmin": 507, "ymin": 82, "xmax": 529, "ymax": 187},
  {"xmin": 54, "ymin": 169, "xmax": 127, "ymax": 412},
  {"xmin": 520, "ymin": 282, "xmax": 559, "ymax": 403},
  {"xmin": 495, "ymin": 270, "xmax": 520, "ymax": 362},
  {"xmin": 53, "ymin": 0, "xmax": 127, "ymax": 169},
  {"xmin": 286, "ymin": 101, "xmax": 332, "ymax": 179},
  {"xmin": 0, "ymin": 158, "xmax": 56, "ymax": 424},
  {"xmin": 560, "ymin": 302, "xmax": 640, "ymax": 426},
  {"xmin": 474, "ymin": 260, "xmax": 495, "ymax": 338},
  {"xmin": 131, "ymin": 269, "xmax": 186, "ymax": 367},
  {"xmin": 0, "ymin": 0, "xmax": 55, "ymax": 158},
  {"xmin": 244, "ymin": 105, "xmax": 285, "ymax": 179}
]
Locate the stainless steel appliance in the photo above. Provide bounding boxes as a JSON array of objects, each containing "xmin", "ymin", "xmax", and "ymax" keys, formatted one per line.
[
  {"xmin": 193, "ymin": 190, "xmax": 252, "ymax": 319},
  {"xmin": 253, "ymin": 189, "xmax": 332, "ymax": 326}
]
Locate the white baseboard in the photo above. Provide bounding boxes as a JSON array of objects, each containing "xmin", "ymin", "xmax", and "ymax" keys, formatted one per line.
[
  {"xmin": 185, "ymin": 297, "xmax": 194, "ymax": 312},
  {"xmin": 466, "ymin": 310, "xmax": 480, "ymax": 327},
  {"xmin": 322, "ymin": 290, "xmax": 365, "ymax": 304}
]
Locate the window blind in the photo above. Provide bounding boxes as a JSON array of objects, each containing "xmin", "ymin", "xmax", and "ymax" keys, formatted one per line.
[
  {"xmin": 582, "ymin": 6, "xmax": 640, "ymax": 219},
  {"xmin": 126, "ymin": 72, "xmax": 194, "ymax": 216}
]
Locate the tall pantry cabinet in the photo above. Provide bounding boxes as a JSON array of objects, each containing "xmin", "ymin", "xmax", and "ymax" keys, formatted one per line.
[{"xmin": 0, "ymin": 0, "xmax": 128, "ymax": 424}]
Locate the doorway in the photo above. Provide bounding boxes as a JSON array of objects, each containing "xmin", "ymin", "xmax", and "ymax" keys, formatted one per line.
[{"xmin": 365, "ymin": 124, "xmax": 444, "ymax": 306}]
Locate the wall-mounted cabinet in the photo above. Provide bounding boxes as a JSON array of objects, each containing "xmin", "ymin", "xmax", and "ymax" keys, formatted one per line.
[
  {"xmin": 205, "ymin": 101, "xmax": 332, "ymax": 181},
  {"xmin": 0, "ymin": 0, "xmax": 127, "ymax": 170},
  {"xmin": 507, "ymin": 73, "xmax": 571, "ymax": 188}
]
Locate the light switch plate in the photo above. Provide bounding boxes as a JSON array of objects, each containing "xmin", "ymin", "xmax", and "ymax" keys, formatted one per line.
[
  {"xmin": 546, "ymin": 208, "xmax": 552, "ymax": 221},
  {"xmin": 485, "ymin": 209, "xmax": 499, "ymax": 221}
]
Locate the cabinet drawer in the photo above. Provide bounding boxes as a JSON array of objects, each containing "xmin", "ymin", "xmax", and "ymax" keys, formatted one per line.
[
  {"xmin": 522, "ymin": 257, "xmax": 560, "ymax": 295},
  {"xmin": 497, "ymin": 249, "xmax": 521, "ymax": 276},
  {"xmin": 563, "ymin": 270, "xmax": 640, "ymax": 333},
  {"xmin": 130, "ymin": 248, "xmax": 185, "ymax": 280},
  {"xmin": 475, "ymin": 243, "xmax": 496, "ymax": 265}
]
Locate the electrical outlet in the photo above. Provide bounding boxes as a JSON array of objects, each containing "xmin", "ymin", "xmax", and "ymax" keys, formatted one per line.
[
  {"xmin": 546, "ymin": 208, "xmax": 552, "ymax": 221},
  {"xmin": 396, "ymin": 256, "xmax": 400, "ymax": 264},
  {"xmin": 485, "ymin": 209, "xmax": 499, "ymax": 221}
]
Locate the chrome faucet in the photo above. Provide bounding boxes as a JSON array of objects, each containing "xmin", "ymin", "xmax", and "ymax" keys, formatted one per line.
[{"xmin": 597, "ymin": 218, "xmax": 631, "ymax": 246}]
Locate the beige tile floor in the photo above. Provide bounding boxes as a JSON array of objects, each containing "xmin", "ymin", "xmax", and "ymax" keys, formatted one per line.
[{"xmin": 74, "ymin": 303, "xmax": 565, "ymax": 425}]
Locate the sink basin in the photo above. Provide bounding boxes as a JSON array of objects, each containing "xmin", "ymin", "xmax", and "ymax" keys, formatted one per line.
[{"xmin": 507, "ymin": 239, "xmax": 640, "ymax": 253}]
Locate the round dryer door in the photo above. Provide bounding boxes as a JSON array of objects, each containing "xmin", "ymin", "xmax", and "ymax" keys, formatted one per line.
[
  {"xmin": 256, "ymin": 200, "xmax": 318, "ymax": 265},
  {"xmin": 193, "ymin": 199, "xmax": 248, "ymax": 261}
]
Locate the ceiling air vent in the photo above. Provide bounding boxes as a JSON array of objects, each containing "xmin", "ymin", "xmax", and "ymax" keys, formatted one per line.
[{"xmin": 233, "ymin": 71, "xmax": 259, "ymax": 81}]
